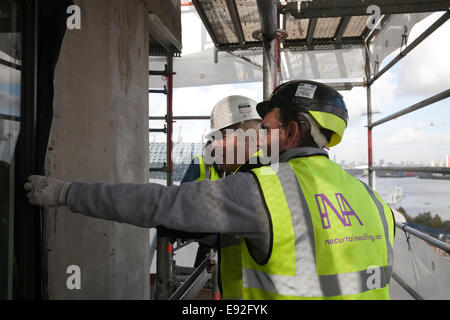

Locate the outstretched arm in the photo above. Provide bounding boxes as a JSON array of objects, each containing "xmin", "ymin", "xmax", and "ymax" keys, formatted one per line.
[{"xmin": 24, "ymin": 173, "xmax": 270, "ymax": 241}]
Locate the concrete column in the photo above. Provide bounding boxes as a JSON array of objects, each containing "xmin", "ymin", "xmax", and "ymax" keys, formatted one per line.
[{"xmin": 48, "ymin": 0, "xmax": 150, "ymax": 299}]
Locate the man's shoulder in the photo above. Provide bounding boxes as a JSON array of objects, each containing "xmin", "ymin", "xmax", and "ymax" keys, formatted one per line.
[{"xmin": 181, "ymin": 160, "xmax": 201, "ymax": 183}]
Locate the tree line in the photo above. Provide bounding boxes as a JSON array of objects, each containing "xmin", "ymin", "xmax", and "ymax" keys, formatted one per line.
[{"xmin": 397, "ymin": 207, "xmax": 450, "ymax": 233}]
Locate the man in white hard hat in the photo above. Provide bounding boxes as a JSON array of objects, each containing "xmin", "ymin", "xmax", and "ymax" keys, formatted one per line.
[
  {"xmin": 179, "ymin": 96, "xmax": 263, "ymax": 275},
  {"xmin": 205, "ymin": 95, "xmax": 262, "ymax": 174},
  {"xmin": 181, "ymin": 95, "xmax": 263, "ymax": 184}
]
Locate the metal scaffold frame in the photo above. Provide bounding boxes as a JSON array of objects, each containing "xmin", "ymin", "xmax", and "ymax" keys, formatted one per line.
[
  {"xmin": 364, "ymin": 9, "xmax": 450, "ymax": 299},
  {"xmin": 148, "ymin": 56, "xmax": 175, "ymax": 300},
  {"xmin": 148, "ymin": 0, "xmax": 450, "ymax": 301},
  {"xmin": 149, "ymin": 56, "xmax": 218, "ymax": 300},
  {"xmin": 364, "ymin": 10, "xmax": 450, "ymax": 185}
]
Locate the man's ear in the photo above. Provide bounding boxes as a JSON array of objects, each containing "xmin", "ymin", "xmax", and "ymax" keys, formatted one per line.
[{"xmin": 287, "ymin": 120, "xmax": 298, "ymax": 138}]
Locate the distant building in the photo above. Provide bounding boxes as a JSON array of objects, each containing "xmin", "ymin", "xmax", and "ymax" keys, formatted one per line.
[
  {"xmin": 150, "ymin": 142, "xmax": 204, "ymax": 181},
  {"xmin": 447, "ymin": 155, "xmax": 450, "ymax": 167}
]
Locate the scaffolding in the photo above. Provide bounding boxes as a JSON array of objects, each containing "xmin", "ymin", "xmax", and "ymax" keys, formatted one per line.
[
  {"xmin": 149, "ymin": 52, "xmax": 217, "ymax": 300},
  {"xmin": 149, "ymin": 0, "xmax": 450, "ymax": 300},
  {"xmin": 365, "ymin": 10, "xmax": 450, "ymax": 187}
]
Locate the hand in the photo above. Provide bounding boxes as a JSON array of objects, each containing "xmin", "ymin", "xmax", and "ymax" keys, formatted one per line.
[{"xmin": 24, "ymin": 175, "xmax": 71, "ymax": 207}]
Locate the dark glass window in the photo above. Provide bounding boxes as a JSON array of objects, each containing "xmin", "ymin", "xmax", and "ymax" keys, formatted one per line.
[{"xmin": 0, "ymin": 0, "xmax": 21, "ymax": 300}]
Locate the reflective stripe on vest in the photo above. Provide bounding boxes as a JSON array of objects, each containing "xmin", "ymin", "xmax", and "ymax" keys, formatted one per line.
[
  {"xmin": 220, "ymin": 149, "xmax": 265, "ymax": 300},
  {"xmin": 241, "ymin": 157, "xmax": 394, "ymax": 299}
]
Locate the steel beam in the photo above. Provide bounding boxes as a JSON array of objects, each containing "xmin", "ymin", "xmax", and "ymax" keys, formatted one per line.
[
  {"xmin": 154, "ymin": 237, "xmax": 175, "ymax": 299},
  {"xmin": 192, "ymin": 0, "xmax": 220, "ymax": 46},
  {"xmin": 256, "ymin": 0, "xmax": 278, "ymax": 40},
  {"xmin": 148, "ymin": 13, "xmax": 182, "ymax": 54},
  {"xmin": 149, "ymin": 128, "xmax": 167, "ymax": 133},
  {"xmin": 283, "ymin": 37, "xmax": 363, "ymax": 49},
  {"xmin": 395, "ymin": 221, "xmax": 450, "ymax": 254},
  {"xmin": 149, "ymin": 116, "xmax": 210, "ymax": 120},
  {"xmin": 285, "ymin": 0, "xmax": 450, "ymax": 19},
  {"xmin": 335, "ymin": 16, "xmax": 351, "ymax": 41},
  {"xmin": 149, "ymin": 88, "xmax": 167, "ymax": 94},
  {"xmin": 256, "ymin": 0, "xmax": 279, "ymax": 99},
  {"xmin": 226, "ymin": 0, "xmax": 245, "ymax": 45},
  {"xmin": 325, "ymin": 82, "xmax": 365, "ymax": 91},
  {"xmin": 262, "ymin": 38, "xmax": 277, "ymax": 99},
  {"xmin": 369, "ymin": 89, "xmax": 450, "ymax": 128},
  {"xmin": 365, "ymin": 43, "xmax": 374, "ymax": 188},
  {"xmin": 149, "ymin": 67, "xmax": 172, "ymax": 76},
  {"xmin": 391, "ymin": 273, "xmax": 423, "ymax": 300},
  {"xmin": 367, "ymin": 10, "xmax": 450, "ymax": 86},
  {"xmin": 166, "ymin": 57, "xmax": 174, "ymax": 187},
  {"xmin": 306, "ymin": 18, "xmax": 318, "ymax": 46},
  {"xmin": 275, "ymin": 11, "xmax": 282, "ymax": 88},
  {"xmin": 169, "ymin": 254, "xmax": 213, "ymax": 300},
  {"xmin": 154, "ymin": 56, "xmax": 175, "ymax": 300},
  {"xmin": 372, "ymin": 166, "xmax": 450, "ymax": 175},
  {"xmin": 149, "ymin": 167, "xmax": 168, "ymax": 172},
  {"xmin": 225, "ymin": 50, "xmax": 264, "ymax": 69},
  {"xmin": 215, "ymin": 38, "xmax": 363, "ymax": 51}
]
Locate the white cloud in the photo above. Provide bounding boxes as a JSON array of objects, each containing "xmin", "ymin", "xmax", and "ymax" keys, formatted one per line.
[
  {"xmin": 395, "ymin": 13, "xmax": 450, "ymax": 97},
  {"xmin": 340, "ymin": 69, "xmax": 398, "ymax": 128},
  {"xmin": 387, "ymin": 127, "xmax": 424, "ymax": 145},
  {"xmin": 332, "ymin": 13, "xmax": 450, "ymax": 164}
]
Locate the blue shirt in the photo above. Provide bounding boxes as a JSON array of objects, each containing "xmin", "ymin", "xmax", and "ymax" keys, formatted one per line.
[{"xmin": 180, "ymin": 159, "xmax": 201, "ymax": 183}]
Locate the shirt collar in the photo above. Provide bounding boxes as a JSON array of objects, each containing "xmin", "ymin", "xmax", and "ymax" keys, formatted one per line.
[{"xmin": 278, "ymin": 147, "xmax": 329, "ymax": 163}]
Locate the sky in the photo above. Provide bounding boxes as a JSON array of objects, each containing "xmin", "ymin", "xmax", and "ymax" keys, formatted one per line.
[{"xmin": 149, "ymin": 11, "xmax": 450, "ymax": 166}]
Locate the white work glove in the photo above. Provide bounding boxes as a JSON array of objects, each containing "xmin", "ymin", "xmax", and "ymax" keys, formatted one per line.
[{"xmin": 24, "ymin": 175, "xmax": 72, "ymax": 207}]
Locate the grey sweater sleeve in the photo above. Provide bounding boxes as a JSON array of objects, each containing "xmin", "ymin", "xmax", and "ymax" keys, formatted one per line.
[{"xmin": 66, "ymin": 172, "xmax": 270, "ymax": 245}]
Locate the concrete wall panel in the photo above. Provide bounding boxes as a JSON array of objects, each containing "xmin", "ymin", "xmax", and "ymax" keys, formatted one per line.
[{"xmin": 48, "ymin": 0, "xmax": 150, "ymax": 299}]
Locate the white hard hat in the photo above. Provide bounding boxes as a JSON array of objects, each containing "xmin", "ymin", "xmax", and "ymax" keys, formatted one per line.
[{"xmin": 206, "ymin": 95, "xmax": 261, "ymax": 138}]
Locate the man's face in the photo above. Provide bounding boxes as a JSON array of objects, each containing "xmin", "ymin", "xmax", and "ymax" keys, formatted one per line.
[
  {"xmin": 260, "ymin": 108, "xmax": 288, "ymax": 157},
  {"xmin": 210, "ymin": 120, "xmax": 260, "ymax": 172}
]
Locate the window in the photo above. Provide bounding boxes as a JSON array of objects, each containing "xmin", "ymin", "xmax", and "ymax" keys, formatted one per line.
[{"xmin": 0, "ymin": 0, "xmax": 22, "ymax": 300}]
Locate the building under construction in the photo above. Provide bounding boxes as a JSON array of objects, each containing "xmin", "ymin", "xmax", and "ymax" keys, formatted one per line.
[{"xmin": 1, "ymin": 0, "xmax": 449, "ymax": 301}]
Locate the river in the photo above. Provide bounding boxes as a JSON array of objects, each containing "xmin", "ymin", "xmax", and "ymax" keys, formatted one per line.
[{"xmin": 359, "ymin": 176, "xmax": 450, "ymax": 221}]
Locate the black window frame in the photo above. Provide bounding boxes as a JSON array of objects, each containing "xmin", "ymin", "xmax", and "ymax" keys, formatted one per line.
[{"xmin": 13, "ymin": 0, "xmax": 42, "ymax": 300}]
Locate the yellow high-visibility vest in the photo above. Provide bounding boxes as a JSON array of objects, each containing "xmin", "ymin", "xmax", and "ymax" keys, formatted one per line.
[
  {"xmin": 224, "ymin": 155, "xmax": 394, "ymax": 299},
  {"xmin": 194, "ymin": 155, "xmax": 219, "ymax": 182}
]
